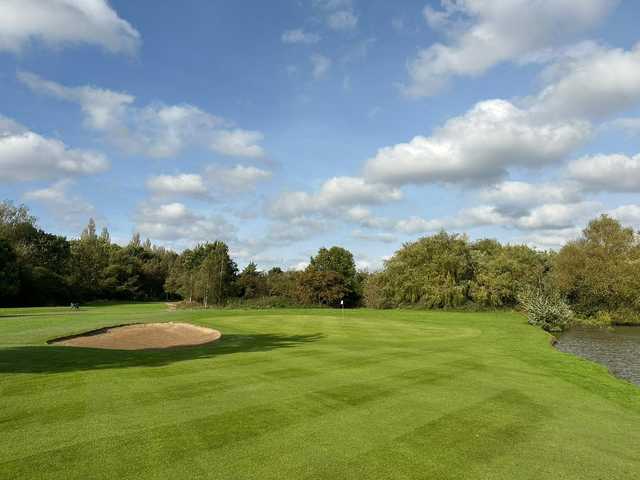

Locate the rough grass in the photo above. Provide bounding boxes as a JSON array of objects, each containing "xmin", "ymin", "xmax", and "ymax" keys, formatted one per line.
[{"xmin": 1, "ymin": 304, "xmax": 639, "ymax": 479}]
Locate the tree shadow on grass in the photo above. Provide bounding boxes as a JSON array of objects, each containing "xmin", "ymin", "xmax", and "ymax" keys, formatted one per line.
[{"xmin": 0, "ymin": 333, "xmax": 324, "ymax": 374}]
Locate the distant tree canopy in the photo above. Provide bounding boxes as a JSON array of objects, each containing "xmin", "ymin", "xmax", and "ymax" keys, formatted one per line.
[
  {"xmin": 2, "ymin": 200, "xmax": 639, "ymax": 322},
  {"xmin": 363, "ymin": 232, "xmax": 551, "ymax": 309},
  {"xmin": 552, "ymin": 215, "xmax": 640, "ymax": 323},
  {"xmin": 0, "ymin": 201, "xmax": 176, "ymax": 306},
  {"xmin": 307, "ymin": 246, "xmax": 359, "ymax": 306}
]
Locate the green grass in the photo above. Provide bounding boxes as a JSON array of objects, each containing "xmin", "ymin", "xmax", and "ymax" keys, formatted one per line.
[{"xmin": 1, "ymin": 304, "xmax": 639, "ymax": 479}]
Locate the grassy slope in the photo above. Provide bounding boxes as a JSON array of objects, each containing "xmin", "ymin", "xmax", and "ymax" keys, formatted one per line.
[{"xmin": 0, "ymin": 304, "xmax": 638, "ymax": 479}]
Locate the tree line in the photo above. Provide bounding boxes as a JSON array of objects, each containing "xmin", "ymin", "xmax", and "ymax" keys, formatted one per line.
[
  {"xmin": 0, "ymin": 201, "xmax": 363, "ymax": 308},
  {"xmin": 1, "ymin": 200, "xmax": 639, "ymax": 326},
  {"xmin": 0, "ymin": 202, "xmax": 176, "ymax": 306},
  {"xmin": 363, "ymin": 215, "xmax": 640, "ymax": 327}
]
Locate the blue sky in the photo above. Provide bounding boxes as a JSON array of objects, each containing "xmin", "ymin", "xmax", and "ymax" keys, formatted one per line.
[{"xmin": 1, "ymin": 0, "xmax": 640, "ymax": 270}]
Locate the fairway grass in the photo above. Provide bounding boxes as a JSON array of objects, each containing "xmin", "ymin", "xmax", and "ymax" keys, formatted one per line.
[{"xmin": 1, "ymin": 304, "xmax": 639, "ymax": 479}]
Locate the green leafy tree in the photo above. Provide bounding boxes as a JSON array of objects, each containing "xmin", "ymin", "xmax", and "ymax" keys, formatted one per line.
[
  {"xmin": 308, "ymin": 246, "xmax": 359, "ymax": 305},
  {"xmin": 470, "ymin": 242, "xmax": 550, "ymax": 308},
  {"xmin": 296, "ymin": 270, "xmax": 348, "ymax": 307},
  {"xmin": 553, "ymin": 215, "xmax": 640, "ymax": 321},
  {"xmin": 192, "ymin": 241, "xmax": 238, "ymax": 307},
  {"xmin": 382, "ymin": 231, "xmax": 473, "ymax": 308},
  {"xmin": 237, "ymin": 262, "xmax": 266, "ymax": 299},
  {"xmin": 69, "ymin": 219, "xmax": 111, "ymax": 300},
  {"xmin": 0, "ymin": 238, "xmax": 20, "ymax": 304}
]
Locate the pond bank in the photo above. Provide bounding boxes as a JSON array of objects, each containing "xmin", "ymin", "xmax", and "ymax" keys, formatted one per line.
[{"xmin": 555, "ymin": 326, "xmax": 640, "ymax": 386}]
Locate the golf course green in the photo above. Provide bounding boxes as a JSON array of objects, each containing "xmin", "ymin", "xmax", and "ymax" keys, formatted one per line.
[{"xmin": 1, "ymin": 303, "xmax": 639, "ymax": 479}]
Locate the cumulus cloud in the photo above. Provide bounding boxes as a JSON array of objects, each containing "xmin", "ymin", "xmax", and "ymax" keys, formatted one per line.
[
  {"xmin": 146, "ymin": 174, "xmax": 208, "ymax": 198},
  {"xmin": 270, "ymin": 176, "xmax": 402, "ymax": 219},
  {"xmin": 393, "ymin": 199, "xmax": 601, "ymax": 236},
  {"xmin": 281, "ymin": 29, "xmax": 320, "ymax": 44},
  {"xmin": 0, "ymin": 0, "xmax": 140, "ymax": 54},
  {"xmin": 395, "ymin": 205, "xmax": 508, "ymax": 235},
  {"xmin": 18, "ymin": 72, "xmax": 266, "ymax": 159},
  {"xmin": 310, "ymin": 54, "xmax": 332, "ymax": 79},
  {"xmin": 531, "ymin": 43, "xmax": 640, "ymax": 120},
  {"xmin": 24, "ymin": 179, "xmax": 95, "ymax": 229},
  {"xmin": 608, "ymin": 204, "xmax": 640, "ymax": 227},
  {"xmin": 568, "ymin": 153, "xmax": 640, "ymax": 192},
  {"xmin": 147, "ymin": 165, "xmax": 271, "ymax": 199},
  {"xmin": 135, "ymin": 202, "xmax": 236, "ymax": 243},
  {"xmin": 514, "ymin": 201, "xmax": 601, "ymax": 230},
  {"xmin": 363, "ymin": 100, "xmax": 590, "ymax": 186},
  {"xmin": 205, "ymin": 165, "xmax": 271, "ymax": 191},
  {"xmin": 480, "ymin": 180, "xmax": 583, "ymax": 216},
  {"xmin": 363, "ymin": 41, "xmax": 640, "ymax": 188},
  {"xmin": 515, "ymin": 227, "xmax": 583, "ymax": 250},
  {"xmin": 209, "ymin": 130, "xmax": 265, "ymax": 158},
  {"xmin": 344, "ymin": 206, "xmax": 393, "ymax": 230},
  {"xmin": 404, "ymin": 0, "xmax": 616, "ymax": 97},
  {"xmin": 0, "ymin": 114, "xmax": 109, "ymax": 182}
]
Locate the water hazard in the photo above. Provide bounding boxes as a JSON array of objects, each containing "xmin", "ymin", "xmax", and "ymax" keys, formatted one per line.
[{"xmin": 555, "ymin": 326, "xmax": 640, "ymax": 386}]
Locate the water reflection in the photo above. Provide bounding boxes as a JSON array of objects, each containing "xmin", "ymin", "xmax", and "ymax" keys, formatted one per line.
[{"xmin": 555, "ymin": 326, "xmax": 640, "ymax": 386}]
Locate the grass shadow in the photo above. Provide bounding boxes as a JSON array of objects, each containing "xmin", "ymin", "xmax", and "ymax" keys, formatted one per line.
[{"xmin": 0, "ymin": 333, "xmax": 324, "ymax": 374}]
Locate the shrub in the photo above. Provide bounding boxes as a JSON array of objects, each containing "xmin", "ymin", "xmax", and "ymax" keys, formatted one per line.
[
  {"xmin": 607, "ymin": 308, "xmax": 640, "ymax": 326},
  {"xmin": 517, "ymin": 286, "xmax": 573, "ymax": 332}
]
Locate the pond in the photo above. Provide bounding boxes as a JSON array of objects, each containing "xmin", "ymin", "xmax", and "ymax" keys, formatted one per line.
[{"xmin": 555, "ymin": 326, "xmax": 640, "ymax": 386}]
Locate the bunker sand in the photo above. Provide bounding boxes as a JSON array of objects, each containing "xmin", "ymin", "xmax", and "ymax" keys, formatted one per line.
[{"xmin": 49, "ymin": 322, "xmax": 222, "ymax": 350}]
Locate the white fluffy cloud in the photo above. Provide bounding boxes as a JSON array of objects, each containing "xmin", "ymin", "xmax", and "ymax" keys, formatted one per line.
[
  {"xmin": 18, "ymin": 72, "xmax": 265, "ymax": 159},
  {"xmin": 270, "ymin": 176, "xmax": 402, "ymax": 219},
  {"xmin": 515, "ymin": 201, "xmax": 601, "ymax": 230},
  {"xmin": 146, "ymin": 174, "xmax": 208, "ymax": 197},
  {"xmin": 532, "ymin": 43, "xmax": 640, "ymax": 120},
  {"xmin": 568, "ymin": 153, "xmax": 640, "ymax": 192},
  {"xmin": 393, "ymin": 198, "xmax": 601, "ymax": 236},
  {"xmin": 367, "ymin": 41, "xmax": 640, "ymax": 188},
  {"xmin": 205, "ymin": 165, "xmax": 271, "ymax": 191},
  {"xmin": 135, "ymin": 202, "xmax": 236, "ymax": 243},
  {"xmin": 147, "ymin": 165, "xmax": 271, "ymax": 198},
  {"xmin": 209, "ymin": 130, "xmax": 265, "ymax": 158},
  {"xmin": 281, "ymin": 29, "xmax": 320, "ymax": 44},
  {"xmin": 0, "ymin": 115, "xmax": 109, "ymax": 182},
  {"xmin": 0, "ymin": 0, "xmax": 140, "ymax": 54},
  {"xmin": 480, "ymin": 181, "xmax": 583, "ymax": 215},
  {"xmin": 364, "ymin": 100, "xmax": 590, "ymax": 186},
  {"xmin": 608, "ymin": 204, "xmax": 640, "ymax": 227},
  {"xmin": 404, "ymin": 0, "xmax": 615, "ymax": 97},
  {"xmin": 24, "ymin": 179, "xmax": 95, "ymax": 228},
  {"xmin": 344, "ymin": 206, "xmax": 394, "ymax": 230},
  {"xmin": 394, "ymin": 205, "xmax": 508, "ymax": 235},
  {"xmin": 516, "ymin": 227, "xmax": 583, "ymax": 250}
]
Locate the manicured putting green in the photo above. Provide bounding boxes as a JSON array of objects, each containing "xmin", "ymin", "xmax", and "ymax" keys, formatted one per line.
[{"xmin": 1, "ymin": 304, "xmax": 639, "ymax": 479}]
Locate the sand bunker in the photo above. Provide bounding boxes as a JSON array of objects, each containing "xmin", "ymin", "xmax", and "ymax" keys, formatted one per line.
[{"xmin": 49, "ymin": 322, "xmax": 221, "ymax": 350}]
